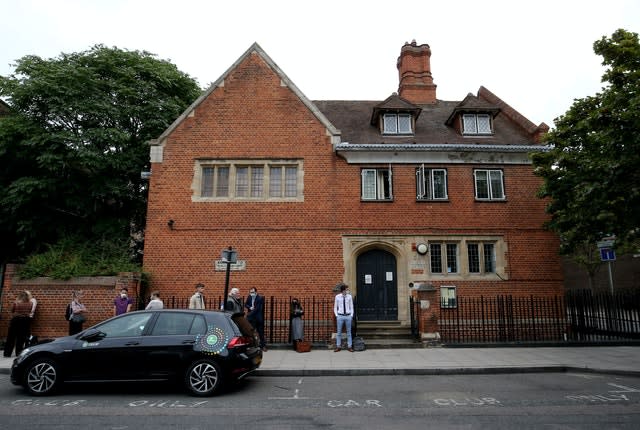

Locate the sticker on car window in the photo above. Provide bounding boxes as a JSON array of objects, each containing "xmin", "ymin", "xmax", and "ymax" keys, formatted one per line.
[{"xmin": 196, "ymin": 325, "xmax": 228, "ymax": 354}]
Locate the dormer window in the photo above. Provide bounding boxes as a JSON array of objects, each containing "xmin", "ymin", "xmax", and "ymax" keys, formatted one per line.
[
  {"xmin": 383, "ymin": 113, "xmax": 413, "ymax": 135},
  {"xmin": 371, "ymin": 94, "xmax": 421, "ymax": 136},
  {"xmin": 446, "ymin": 94, "xmax": 500, "ymax": 136},
  {"xmin": 462, "ymin": 113, "xmax": 492, "ymax": 135}
]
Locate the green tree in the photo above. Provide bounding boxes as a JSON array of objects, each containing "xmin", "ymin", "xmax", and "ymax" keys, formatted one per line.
[
  {"xmin": 0, "ymin": 45, "xmax": 201, "ymax": 272},
  {"xmin": 532, "ymin": 29, "xmax": 640, "ymax": 284}
]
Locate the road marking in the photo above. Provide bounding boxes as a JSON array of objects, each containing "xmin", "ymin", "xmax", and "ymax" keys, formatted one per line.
[
  {"xmin": 128, "ymin": 400, "xmax": 208, "ymax": 408},
  {"xmin": 608, "ymin": 383, "xmax": 640, "ymax": 393},
  {"xmin": 269, "ymin": 388, "xmax": 310, "ymax": 400},
  {"xmin": 327, "ymin": 399, "xmax": 383, "ymax": 407},
  {"xmin": 566, "ymin": 394, "xmax": 629, "ymax": 402},
  {"xmin": 433, "ymin": 397, "xmax": 501, "ymax": 407},
  {"xmin": 12, "ymin": 399, "xmax": 87, "ymax": 407}
]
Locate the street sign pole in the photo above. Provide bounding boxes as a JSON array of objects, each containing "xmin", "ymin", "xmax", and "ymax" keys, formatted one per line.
[
  {"xmin": 597, "ymin": 237, "xmax": 616, "ymax": 295},
  {"xmin": 220, "ymin": 246, "xmax": 238, "ymax": 310}
]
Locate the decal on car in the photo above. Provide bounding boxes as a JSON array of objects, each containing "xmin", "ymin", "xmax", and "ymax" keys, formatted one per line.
[{"xmin": 196, "ymin": 325, "xmax": 228, "ymax": 354}]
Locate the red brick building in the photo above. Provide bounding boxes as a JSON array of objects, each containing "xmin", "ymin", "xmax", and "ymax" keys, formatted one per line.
[{"xmin": 142, "ymin": 41, "xmax": 563, "ymax": 337}]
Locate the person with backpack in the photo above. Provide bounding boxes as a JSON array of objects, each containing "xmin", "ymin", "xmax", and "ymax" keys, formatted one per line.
[{"xmin": 68, "ymin": 291, "xmax": 87, "ymax": 335}]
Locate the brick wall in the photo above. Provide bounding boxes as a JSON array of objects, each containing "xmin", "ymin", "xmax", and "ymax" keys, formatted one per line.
[
  {"xmin": 0, "ymin": 264, "xmax": 140, "ymax": 340},
  {"xmin": 142, "ymin": 48, "xmax": 564, "ymax": 324}
]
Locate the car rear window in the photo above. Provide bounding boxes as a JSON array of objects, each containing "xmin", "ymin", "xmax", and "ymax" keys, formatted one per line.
[{"xmin": 231, "ymin": 314, "xmax": 254, "ymax": 337}]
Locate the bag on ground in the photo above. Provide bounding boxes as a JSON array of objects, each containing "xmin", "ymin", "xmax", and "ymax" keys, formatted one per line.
[
  {"xmin": 295, "ymin": 340, "xmax": 311, "ymax": 353},
  {"xmin": 353, "ymin": 336, "xmax": 366, "ymax": 351}
]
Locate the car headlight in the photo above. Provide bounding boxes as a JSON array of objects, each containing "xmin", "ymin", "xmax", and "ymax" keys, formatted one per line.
[{"xmin": 15, "ymin": 348, "xmax": 32, "ymax": 364}]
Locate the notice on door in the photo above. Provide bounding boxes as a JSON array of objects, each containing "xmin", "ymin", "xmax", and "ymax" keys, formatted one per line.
[
  {"xmin": 386, "ymin": 272, "xmax": 393, "ymax": 281},
  {"xmin": 365, "ymin": 274, "xmax": 372, "ymax": 284}
]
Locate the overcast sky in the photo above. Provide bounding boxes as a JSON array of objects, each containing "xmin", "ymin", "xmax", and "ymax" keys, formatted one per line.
[{"xmin": 2, "ymin": 0, "xmax": 639, "ymax": 128}]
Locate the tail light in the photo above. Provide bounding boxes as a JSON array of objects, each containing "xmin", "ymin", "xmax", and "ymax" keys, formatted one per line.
[{"xmin": 227, "ymin": 336, "xmax": 252, "ymax": 349}]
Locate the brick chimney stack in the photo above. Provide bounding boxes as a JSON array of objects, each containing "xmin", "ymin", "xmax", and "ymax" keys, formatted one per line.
[{"xmin": 397, "ymin": 40, "xmax": 437, "ymax": 104}]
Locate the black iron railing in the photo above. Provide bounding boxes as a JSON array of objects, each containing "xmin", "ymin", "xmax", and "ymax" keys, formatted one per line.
[
  {"xmin": 439, "ymin": 295, "xmax": 568, "ymax": 344},
  {"xmin": 144, "ymin": 295, "xmax": 336, "ymax": 345},
  {"xmin": 439, "ymin": 292, "xmax": 640, "ymax": 344},
  {"xmin": 142, "ymin": 290, "xmax": 640, "ymax": 346},
  {"xmin": 566, "ymin": 290, "xmax": 640, "ymax": 341}
]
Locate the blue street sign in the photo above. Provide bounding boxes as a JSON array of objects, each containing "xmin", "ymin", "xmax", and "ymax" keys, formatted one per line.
[{"xmin": 600, "ymin": 247, "xmax": 616, "ymax": 262}]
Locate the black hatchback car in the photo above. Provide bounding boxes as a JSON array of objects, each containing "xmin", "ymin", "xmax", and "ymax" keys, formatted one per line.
[{"xmin": 11, "ymin": 309, "xmax": 262, "ymax": 396}]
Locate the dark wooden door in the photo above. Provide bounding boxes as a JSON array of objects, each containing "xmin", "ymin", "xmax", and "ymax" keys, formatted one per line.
[{"xmin": 356, "ymin": 249, "xmax": 398, "ymax": 321}]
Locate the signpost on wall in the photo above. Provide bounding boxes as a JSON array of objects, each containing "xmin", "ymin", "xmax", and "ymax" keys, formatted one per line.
[
  {"xmin": 220, "ymin": 246, "xmax": 237, "ymax": 310},
  {"xmin": 597, "ymin": 237, "xmax": 616, "ymax": 295}
]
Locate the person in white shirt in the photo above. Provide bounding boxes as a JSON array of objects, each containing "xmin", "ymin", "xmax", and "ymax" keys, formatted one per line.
[
  {"xmin": 333, "ymin": 283, "xmax": 354, "ymax": 352},
  {"xmin": 145, "ymin": 291, "xmax": 164, "ymax": 310}
]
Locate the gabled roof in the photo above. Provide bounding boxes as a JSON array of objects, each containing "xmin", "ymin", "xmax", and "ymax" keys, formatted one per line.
[
  {"xmin": 314, "ymin": 95, "xmax": 537, "ymax": 147},
  {"xmin": 370, "ymin": 93, "xmax": 422, "ymax": 125},
  {"xmin": 150, "ymin": 43, "xmax": 340, "ymax": 147},
  {"xmin": 445, "ymin": 92, "xmax": 500, "ymax": 125}
]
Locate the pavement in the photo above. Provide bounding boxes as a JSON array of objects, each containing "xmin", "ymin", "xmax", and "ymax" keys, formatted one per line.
[{"xmin": 2, "ymin": 345, "xmax": 640, "ymax": 377}]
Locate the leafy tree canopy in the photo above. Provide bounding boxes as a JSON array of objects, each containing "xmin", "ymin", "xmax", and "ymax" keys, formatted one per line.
[
  {"xmin": 0, "ymin": 45, "xmax": 201, "ymax": 271},
  {"xmin": 531, "ymin": 29, "xmax": 640, "ymax": 259}
]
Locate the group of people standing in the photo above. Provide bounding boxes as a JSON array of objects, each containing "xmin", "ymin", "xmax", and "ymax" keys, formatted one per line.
[
  {"xmin": 187, "ymin": 283, "xmax": 269, "ymax": 351},
  {"xmin": 4, "ymin": 281, "xmax": 353, "ymax": 356},
  {"xmin": 185, "ymin": 283, "xmax": 355, "ymax": 353},
  {"xmin": 186, "ymin": 283, "xmax": 310, "ymax": 352},
  {"xmin": 68, "ymin": 287, "xmax": 163, "ymax": 334},
  {"xmin": 66, "ymin": 287, "xmax": 159, "ymax": 336}
]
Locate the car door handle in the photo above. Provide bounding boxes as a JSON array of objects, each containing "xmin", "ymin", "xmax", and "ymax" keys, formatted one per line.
[
  {"xmin": 182, "ymin": 340, "xmax": 196, "ymax": 345},
  {"xmin": 125, "ymin": 341, "xmax": 140, "ymax": 346}
]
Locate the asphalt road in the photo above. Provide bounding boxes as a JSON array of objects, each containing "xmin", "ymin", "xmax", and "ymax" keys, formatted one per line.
[{"xmin": 2, "ymin": 372, "xmax": 640, "ymax": 429}]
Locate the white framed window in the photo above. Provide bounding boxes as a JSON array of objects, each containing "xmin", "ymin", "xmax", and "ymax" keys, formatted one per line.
[
  {"xmin": 383, "ymin": 113, "xmax": 413, "ymax": 134},
  {"xmin": 474, "ymin": 169, "xmax": 505, "ymax": 200},
  {"xmin": 462, "ymin": 114, "xmax": 492, "ymax": 135},
  {"xmin": 361, "ymin": 167, "xmax": 393, "ymax": 201},
  {"xmin": 440, "ymin": 286, "xmax": 457, "ymax": 309},
  {"xmin": 416, "ymin": 166, "xmax": 448, "ymax": 200},
  {"xmin": 467, "ymin": 242, "xmax": 496, "ymax": 274},
  {"xmin": 195, "ymin": 160, "xmax": 302, "ymax": 201}
]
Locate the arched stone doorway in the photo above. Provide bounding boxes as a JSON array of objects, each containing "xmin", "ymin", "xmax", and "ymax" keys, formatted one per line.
[{"xmin": 356, "ymin": 249, "xmax": 398, "ymax": 321}]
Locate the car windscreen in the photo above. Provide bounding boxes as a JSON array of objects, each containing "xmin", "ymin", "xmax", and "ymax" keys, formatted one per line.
[{"xmin": 94, "ymin": 313, "xmax": 153, "ymax": 338}]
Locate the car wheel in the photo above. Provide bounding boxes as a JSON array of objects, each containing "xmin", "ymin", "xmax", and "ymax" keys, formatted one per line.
[
  {"xmin": 24, "ymin": 358, "xmax": 59, "ymax": 396},
  {"xmin": 185, "ymin": 359, "xmax": 223, "ymax": 397}
]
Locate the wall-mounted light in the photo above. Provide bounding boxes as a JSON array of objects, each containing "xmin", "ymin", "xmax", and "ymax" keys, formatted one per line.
[
  {"xmin": 167, "ymin": 219, "xmax": 174, "ymax": 230},
  {"xmin": 416, "ymin": 243, "xmax": 428, "ymax": 255}
]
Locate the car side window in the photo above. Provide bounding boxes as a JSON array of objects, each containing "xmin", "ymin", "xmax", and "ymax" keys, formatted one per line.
[
  {"xmin": 96, "ymin": 313, "xmax": 153, "ymax": 338},
  {"xmin": 189, "ymin": 315, "xmax": 207, "ymax": 335},
  {"xmin": 151, "ymin": 313, "xmax": 207, "ymax": 336}
]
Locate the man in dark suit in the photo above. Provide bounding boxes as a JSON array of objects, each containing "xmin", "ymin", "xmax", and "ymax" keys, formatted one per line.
[{"xmin": 245, "ymin": 287, "xmax": 266, "ymax": 351}]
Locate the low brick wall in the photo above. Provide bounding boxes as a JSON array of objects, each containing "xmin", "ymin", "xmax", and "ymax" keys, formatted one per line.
[{"xmin": 1, "ymin": 264, "xmax": 140, "ymax": 340}]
